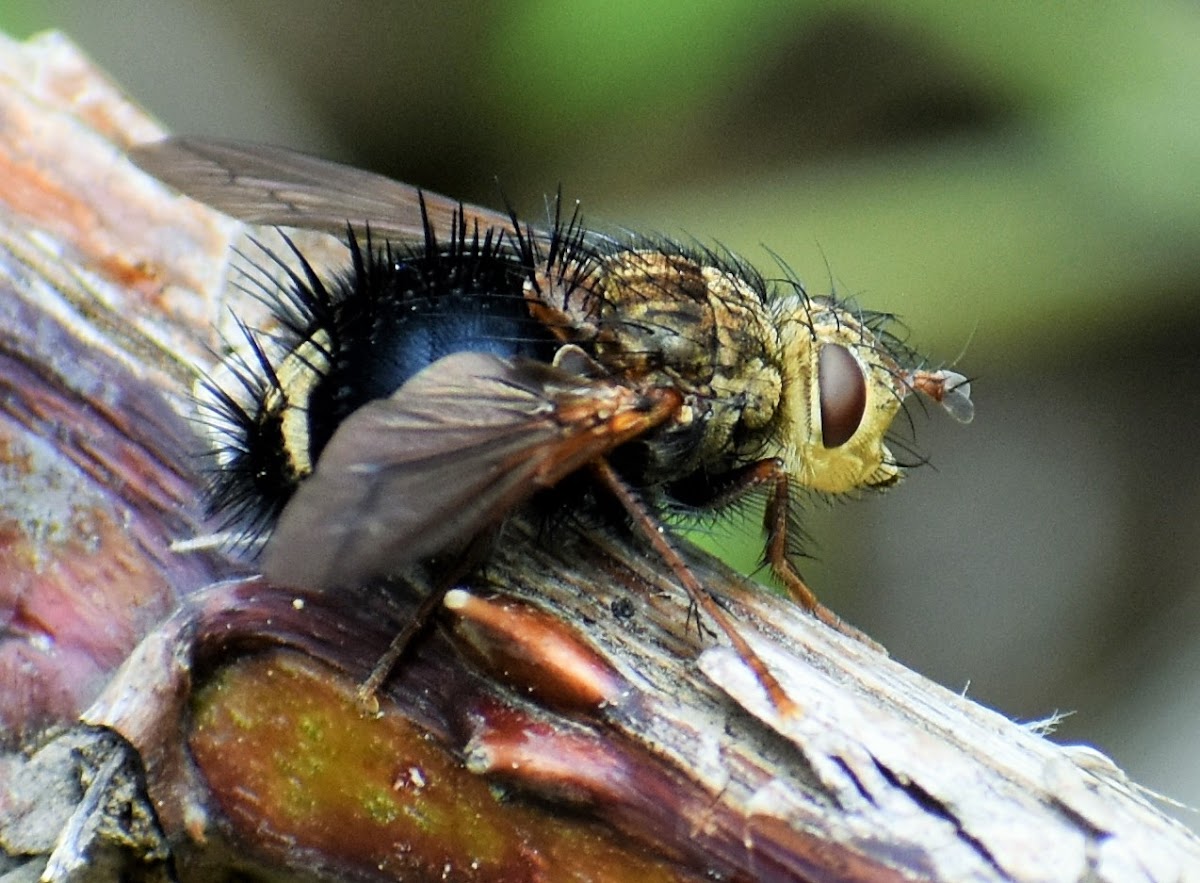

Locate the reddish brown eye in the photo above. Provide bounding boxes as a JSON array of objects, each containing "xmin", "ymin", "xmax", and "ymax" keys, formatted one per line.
[{"xmin": 818, "ymin": 344, "xmax": 867, "ymax": 448}]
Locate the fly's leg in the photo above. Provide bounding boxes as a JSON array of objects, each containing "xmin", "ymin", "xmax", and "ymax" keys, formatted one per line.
[
  {"xmin": 591, "ymin": 458, "xmax": 800, "ymax": 717},
  {"xmin": 356, "ymin": 534, "xmax": 492, "ymax": 711},
  {"xmin": 761, "ymin": 462, "xmax": 883, "ymax": 651}
]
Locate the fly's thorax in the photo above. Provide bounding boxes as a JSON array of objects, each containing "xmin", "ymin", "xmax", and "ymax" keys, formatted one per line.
[
  {"xmin": 563, "ymin": 250, "xmax": 785, "ymax": 469},
  {"xmin": 770, "ymin": 294, "xmax": 907, "ymax": 494}
]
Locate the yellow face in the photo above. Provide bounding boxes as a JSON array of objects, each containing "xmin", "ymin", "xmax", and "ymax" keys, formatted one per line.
[{"xmin": 772, "ymin": 296, "xmax": 909, "ymax": 494}]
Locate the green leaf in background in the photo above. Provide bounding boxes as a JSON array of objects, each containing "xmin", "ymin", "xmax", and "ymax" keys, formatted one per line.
[{"xmin": 0, "ymin": 0, "xmax": 41, "ymax": 39}]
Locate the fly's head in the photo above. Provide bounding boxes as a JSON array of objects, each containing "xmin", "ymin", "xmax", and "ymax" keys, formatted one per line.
[{"xmin": 772, "ymin": 291, "xmax": 972, "ymax": 495}]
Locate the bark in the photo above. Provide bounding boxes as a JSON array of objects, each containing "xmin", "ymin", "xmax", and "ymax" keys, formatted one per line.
[{"xmin": 1, "ymin": 30, "xmax": 1197, "ymax": 883}]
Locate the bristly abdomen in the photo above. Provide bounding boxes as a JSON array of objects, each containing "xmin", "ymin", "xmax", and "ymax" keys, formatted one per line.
[{"xmin": 201, "ymin": 215, "xmax": 559, "ymax": 547}]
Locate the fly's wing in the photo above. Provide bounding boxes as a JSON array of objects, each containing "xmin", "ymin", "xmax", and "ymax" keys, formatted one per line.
[
  {"xmin": 129, "ymin": 136, "xmax": 520, "ymax": 242},
  {"xmin": 262, "ymin": 351, "xmax": 679, "ymax": 591}
]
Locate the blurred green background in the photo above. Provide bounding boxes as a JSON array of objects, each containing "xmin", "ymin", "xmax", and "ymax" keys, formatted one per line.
[{"xmin": 8, "ymin": 1, "xmax": 1199, "ymax": 824}]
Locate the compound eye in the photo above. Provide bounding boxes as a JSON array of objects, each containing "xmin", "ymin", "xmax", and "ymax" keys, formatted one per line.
[{"xmin": 818, "ymin": 344, "xmax": 867, "ymax": 448}]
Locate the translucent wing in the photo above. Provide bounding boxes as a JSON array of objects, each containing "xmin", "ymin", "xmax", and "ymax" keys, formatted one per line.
[
  {"xmin": 262, "ymin": 351, "xmax": 679, "ymax": 591},
  {"xmin": 130, "ymin": 136, "xmax": 521, "ymax": 242}
]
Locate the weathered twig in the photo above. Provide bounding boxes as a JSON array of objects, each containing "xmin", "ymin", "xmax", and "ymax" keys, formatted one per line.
[{"xmin": 1, "ymin": 31, "xmax": 1197, "ymax": 883}]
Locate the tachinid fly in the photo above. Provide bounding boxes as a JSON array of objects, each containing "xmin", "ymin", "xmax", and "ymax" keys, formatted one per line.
[{"xmin": 132, "ymin": 136, "xmax": 972, "ymax": 712}]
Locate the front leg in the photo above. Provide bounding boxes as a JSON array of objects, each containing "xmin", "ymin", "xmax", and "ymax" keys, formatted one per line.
[{"xmin": 760, "ymin": 461, "xmax": 884, "ymax": 650}]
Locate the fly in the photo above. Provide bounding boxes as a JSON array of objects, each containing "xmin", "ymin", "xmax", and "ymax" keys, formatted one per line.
[{"xmin": 132, "ymin": 136, "xmax": 973, "ymax": 715}]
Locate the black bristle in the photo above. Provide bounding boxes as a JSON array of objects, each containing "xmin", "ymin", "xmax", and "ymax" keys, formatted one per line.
[{"xmin": 201, "ymin": 203, "xmax": 561, "ymax": 547}]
